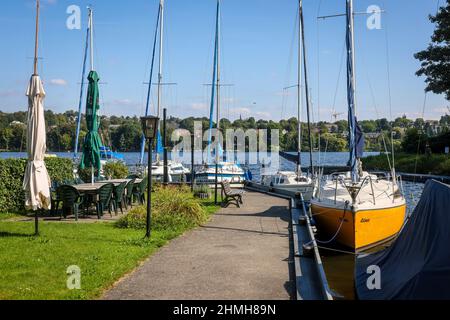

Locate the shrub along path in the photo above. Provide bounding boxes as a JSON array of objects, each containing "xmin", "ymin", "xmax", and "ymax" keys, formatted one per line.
[{"xmin": 102, "ymin": 191, "xmax": 295, "ymax": 300}]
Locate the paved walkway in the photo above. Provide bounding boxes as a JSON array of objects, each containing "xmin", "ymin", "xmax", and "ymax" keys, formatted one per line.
[{"xmin": 102, "ymin": 191, "xmax": 295, "ymax": 300}]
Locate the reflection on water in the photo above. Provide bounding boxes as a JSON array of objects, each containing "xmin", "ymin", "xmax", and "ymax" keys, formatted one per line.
[{"xmin": 319, "ymin": 181, "xmax": 425, "ymax": 300}]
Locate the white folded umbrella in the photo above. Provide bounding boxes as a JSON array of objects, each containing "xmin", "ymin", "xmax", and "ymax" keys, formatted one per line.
[{"xmin": 23, "ymin": 75, "xmax": 52, "ymax": 211}]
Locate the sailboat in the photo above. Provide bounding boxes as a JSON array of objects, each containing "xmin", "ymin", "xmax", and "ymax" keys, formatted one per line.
[
  {"xmin": 196, "ymin": 0, "xmax": 246, "ymax": 186},
  {"xmin": 261, "ymin": 0, "xmax": 315, "ymax": 200},
  {"xmin": 310, "ymin": 0, "xmax": 406, "ymax": 251},
  {"xmin": 138, "ymin": 0, "xmax": 190, "ymax": 182}
]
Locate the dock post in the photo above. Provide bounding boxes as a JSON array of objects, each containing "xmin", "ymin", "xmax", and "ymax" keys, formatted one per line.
[
  {"xmin": 163, "ymin": 108, "xmax": 168, "ymax": 185},
  {"xmin": 191, "ymin": 132, "xmax": 195, "ymax": 192}
]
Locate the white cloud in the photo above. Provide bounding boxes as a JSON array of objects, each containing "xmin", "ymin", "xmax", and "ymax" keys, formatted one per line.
[{"xmin": 49, "ymin": 79, "xmax": 68, "ymax": 86}]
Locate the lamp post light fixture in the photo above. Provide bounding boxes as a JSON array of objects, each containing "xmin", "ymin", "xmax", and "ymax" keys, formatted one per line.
[{"xmin": 141, "ymin": 116, "xmax": 159, "ymax": 238}]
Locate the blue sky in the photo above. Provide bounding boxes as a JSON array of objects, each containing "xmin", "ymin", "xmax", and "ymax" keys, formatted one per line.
[{"xmin": 0, "ymin": 0, "xmax": 448, "ymax": 121}]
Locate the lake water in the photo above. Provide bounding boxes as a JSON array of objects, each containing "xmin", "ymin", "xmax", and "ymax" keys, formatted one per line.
[{"xmin": 1, "ymin": 150, "xmax": 426, "ymax": 299}]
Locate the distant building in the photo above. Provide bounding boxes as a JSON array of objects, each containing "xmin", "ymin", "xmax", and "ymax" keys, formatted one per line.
[
  {"xmin": 425, "ymin": 120, "xmax": 442, "ymax": 135},
  {"xmin": 365, "ymin": 133, "xmax": 382, "ymax": 139},
  {"xmin": 9, "ymin": 121, "xmax": 25, "ymax": 127}
]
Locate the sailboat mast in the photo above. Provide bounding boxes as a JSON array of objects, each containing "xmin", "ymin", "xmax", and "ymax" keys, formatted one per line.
[
  {"xmin": 74, "ymin": 9, "xmax": 91, "ymax": 157},
  {"xmin": 216, "ymin": 0, "xmax": 221, "ymax": 165},
  {"xmin": 346, "ymin": 0, "xmax": 359, "ymax": 183},
  {"xmin": 350, "ymin": 2, "xmax": 357, "ymax": 117},
  {"xmin": 139, "ymin": 3, "xmax": 161, "ymax": 165},
  {"xmin": 207, "ymin": 0, "xmax": 220, "ymax": 163},
  {"xmin": 33, "ymin": 0, "xmax": 40, "ymax": 76},
  {"xmin": 299, "ymin": 0, "xmax": 314, "ymax": 173},
  {"xmin": 157, "ymin": 0, "xmax": 164, "ymax": 119},
  {"xmin": 297, "ymin": 0, "xmax": 302, "ymax": 172}
]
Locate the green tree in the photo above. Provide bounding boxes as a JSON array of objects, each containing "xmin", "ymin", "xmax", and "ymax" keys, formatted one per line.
[
  {"xmin": 376, "ymin": 118, "xmax": 391, "ymax": 131},
  {"xmin": 415, "ymin": 1, "xmax": 450, "ymax": 100},
  {"xmin": 393, "ymin": 116, "xmax": 413, "ymax": 129},
  {"xmin": 320, "ymin": 133, "xmax": 347, "ymax": 152},
  {"xmin": 414, "ymin": 118, "xmax": 425, "ymax": 129},
  {"xmin": 360, "ymin": 120, "xmax": 377, "ymax": 133},
  {"xmin": 402, "ymin": 128, "xmax": 428, "ymax": 153},
  {"xmin": 0, "ymin": 127, "xmax": 13, "ymax": 151}
]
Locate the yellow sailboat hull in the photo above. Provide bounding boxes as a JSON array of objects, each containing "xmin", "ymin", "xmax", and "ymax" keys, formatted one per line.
[{"xmin": 311, "ymin": 203, "xmax": 407, "ymax": 251}]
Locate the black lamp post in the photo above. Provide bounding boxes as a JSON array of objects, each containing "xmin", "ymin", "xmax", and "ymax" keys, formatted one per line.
[{"xmin": 141, "ymin": 116, "xmax": 159, "ymax": 238}]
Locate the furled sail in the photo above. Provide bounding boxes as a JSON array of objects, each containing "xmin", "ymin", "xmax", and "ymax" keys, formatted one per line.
[{"xmin": 355, "ymin": 119, "xmax": 365, "ymax": 159}]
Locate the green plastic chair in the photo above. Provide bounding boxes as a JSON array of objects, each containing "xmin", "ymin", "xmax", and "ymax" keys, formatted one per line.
[
  {"xmin": 96, "ymin": 183, "xmax": 114, "ymax": 218},
  {"xmin": 125, "ymin": 178, "xmax": 136, "ymax": 209},
  {"xmin": 127, "ymin": 174, "xmax": 139, "ymax": 180},
  {"xmin": 51, "ymin": 181, "xmax": 62, "ymax": 216},
  {"xmin": 133, "ymin": 177, "xmax": 148, "ymax": 205},
  {"xmin": 112, "ymin": 181, "xmax": 127, "ymax": 214},
  {"xmin": 56, "ymin": 185, "xmax": 84, "ymax": 221}
]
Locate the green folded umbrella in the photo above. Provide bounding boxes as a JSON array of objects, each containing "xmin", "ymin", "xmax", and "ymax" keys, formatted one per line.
[{"xmin": 80, "ymin": 70, "xmax": 102, "ymax": 175}]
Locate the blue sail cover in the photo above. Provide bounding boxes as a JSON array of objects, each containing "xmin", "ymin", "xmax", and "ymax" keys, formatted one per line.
[
  {"xmin": 355, "ymin": 180, "xmax": 450, "ymax": 300},
  {"xmin": 346, "ymin": 0, "xmax": 358, "ymax": 182},
  {"xmin": 355, "ymin": 119, "xmax": 365, "ymax": 159},
  {"xmin": 155, "ymin": 130, "xmax": 164, "ymax": 155}
]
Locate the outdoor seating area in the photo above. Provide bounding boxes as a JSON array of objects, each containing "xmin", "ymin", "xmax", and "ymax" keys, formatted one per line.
[{"xmin": 50, "ymin": 178, "xmax": 144, "ymax": 221}]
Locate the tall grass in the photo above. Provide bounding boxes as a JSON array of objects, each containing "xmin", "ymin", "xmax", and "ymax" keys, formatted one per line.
[{"xmin": 116, "ymin": 185, "xmax": 209, "ymax": 231}]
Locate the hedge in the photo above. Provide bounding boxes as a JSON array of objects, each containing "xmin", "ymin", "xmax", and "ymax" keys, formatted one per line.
[{"xmin": 0, "ymin": 157, "xmax": 74, "ymax": 213}]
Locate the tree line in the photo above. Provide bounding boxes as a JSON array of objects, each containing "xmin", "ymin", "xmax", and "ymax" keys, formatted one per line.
[{"xmin": 1, "ymin": 110, "xmax": 450, "ymax": 153}]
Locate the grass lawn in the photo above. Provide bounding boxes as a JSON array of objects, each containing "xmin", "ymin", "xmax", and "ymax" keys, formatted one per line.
[{"xmin": 0, "ymin": 197, "xmax": 220, "ymax": 300}]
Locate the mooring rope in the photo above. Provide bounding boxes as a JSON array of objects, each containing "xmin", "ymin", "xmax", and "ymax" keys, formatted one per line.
[{"xmin": 315, "ymin": 202, "xmax": 349, "ymax": 245}]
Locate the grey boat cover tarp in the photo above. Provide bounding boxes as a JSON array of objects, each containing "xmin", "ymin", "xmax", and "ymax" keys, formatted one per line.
[{"xmin": 355, "ymin": 180, "xmax": 450, "ymax": 300}]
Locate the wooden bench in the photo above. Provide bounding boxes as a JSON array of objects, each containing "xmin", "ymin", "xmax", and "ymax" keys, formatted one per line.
[{"xmin": 221, "ymin": 181, "xmax": 245, "ymax": 208}]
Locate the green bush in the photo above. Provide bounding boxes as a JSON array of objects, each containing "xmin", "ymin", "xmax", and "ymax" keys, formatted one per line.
[
  {"xmin": 363, "ymin": 153, "xmax": 450, "ymax": 176},
  {"xmin": 77, "ymin": 167, "xmax": 100, "ymax": 183},
  {"xmin": 103, "ymin": 161, "xmax": 129, "ymax": 179},
  {"xmin": 116, "ymin": 185, "xmax": 208, "ymax": 231},
  {"xmin": 0, "ymin": 157, "xmax": 74, "ymax": 213},
  {"xmin": 193, "ymin": 184, "xmax": 211, "ymax": 197}
]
